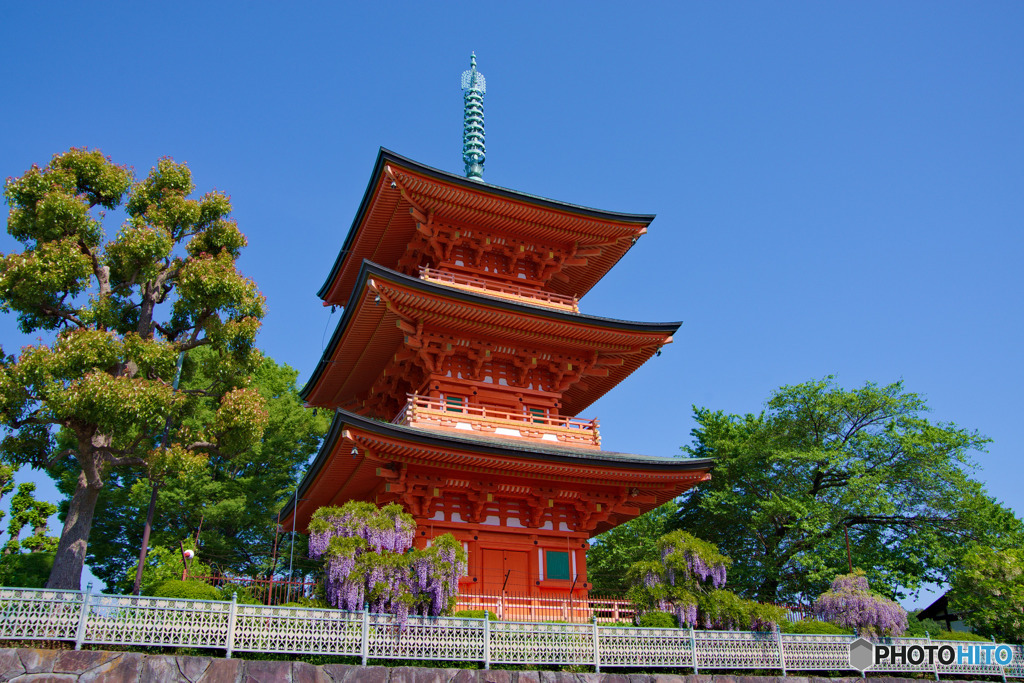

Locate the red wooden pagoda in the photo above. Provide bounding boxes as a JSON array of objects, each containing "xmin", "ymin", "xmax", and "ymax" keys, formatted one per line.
[
  {"xmin": 280, "ymin": 54, "xmax": 711, "ymax": 605},
  {"xmin": 280, "ymin": 147, "xmax": 712, "ymax": 603}
]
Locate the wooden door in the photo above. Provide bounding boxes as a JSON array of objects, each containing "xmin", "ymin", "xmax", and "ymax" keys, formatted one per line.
[{"xmin": 480, "ymin": 548, "xmax": 531, "ymax": 593}]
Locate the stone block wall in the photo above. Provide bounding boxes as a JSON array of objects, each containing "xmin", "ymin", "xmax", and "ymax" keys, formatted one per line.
[{"xmin": 0, "ymin": 648, "xmax": 989, "ymax": 683}]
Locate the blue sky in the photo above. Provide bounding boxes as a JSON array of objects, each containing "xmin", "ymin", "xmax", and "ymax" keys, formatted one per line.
[{"xmin": 1, "ymin": 3, "xmax": 1022, "ymax": 601}]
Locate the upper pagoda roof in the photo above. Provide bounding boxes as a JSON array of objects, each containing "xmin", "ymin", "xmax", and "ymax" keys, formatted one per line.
[
  {"xmin": 317, "ymin": 148, "xmax": 655, "ymax": 305},
  {"xmin": 301, "ymin": 261, "xmax": 681, "ymax": 416},
  {"xmin": 278, "ymin": 408, "xmax": 713, "ymax": 532}
]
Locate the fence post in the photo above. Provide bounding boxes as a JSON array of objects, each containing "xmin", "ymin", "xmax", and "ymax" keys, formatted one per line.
[
  {"xmin": 925, "ymin": 632, "xmax": 938, "ymax": 681},
  {"xmin": 361, "ymin": 603, "xmax": 370, "ymax": 666},
  {"xmin": 994, "ymin": 635, "xmax": 1007, "ymax": 683},
  {"xmin": 225, "ymin": 592, "xmax": 238, "ymax": 659},
  {"xmin": 592, "ymin": 615, "xmax": 600, "ymax": 673},
  {"xmin": 74, "ymin": 583, "xmax": 93, "ymax": 651},
  {"xmin": 483, "ymin": 611, "xmax": 490, "ymax": 670},
  {"xmin": 690, "ymin": 626, "xmax": 699, "ymax": 675},
  {"xmin": 776, "ymin": 625, "xmax": 787, "ymax": 676}
]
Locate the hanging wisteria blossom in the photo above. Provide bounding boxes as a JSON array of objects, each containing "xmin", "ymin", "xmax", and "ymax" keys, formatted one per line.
[
  {"xmin": 626, "ymin": 530, "xmax": 784, "ymax": 631},
  {"xmin": 813, "ymin": 570, "xmax": 907, "ymax": 637},
  {"xmin": 308, "ymin": 501, "xmax": 466, "ymax": 628}
]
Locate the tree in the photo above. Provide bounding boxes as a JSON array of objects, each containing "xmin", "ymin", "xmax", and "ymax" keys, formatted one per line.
[
  {"xmin": 0, "ymin": 475, "xmax": 58, "ymax": 587},
  {"xmin": 587, "ymin": 502, "xmax": 673, "ymax": 595},
  {"xmin": 813, "ymin": 570, "xmax": 907, "ymax": 636},
  {"xmin": 0, "ymin": 148, "xmax": 267, "ymax": 589},
  {"xmin": 0, "ymin": 464, "xmax": 15, "ymax": 525},
  {"xmin": 626, "ymin": 530, "xmax": 784, "ymax": 631},
  {"xmin": 309, "ymin": 501, "xmax": 466, "ymax": 624},
  {"xmin": 674, "ymin": 378, "xmax": 1019, "ymax": 603},
  {"xmin": 3, "ymin": 483, "xmax": 57, "ymax": 554},
  {"xmin": 56, "ymin": 353, "xmax": 330, "ymax": 590},
  {"xmin": 948, "ymin": 545, "xmax": 1024, "ymax": 642}
]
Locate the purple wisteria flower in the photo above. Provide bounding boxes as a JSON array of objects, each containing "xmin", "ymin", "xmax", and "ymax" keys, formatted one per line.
[
  {"xmin": 813, "ymin": 571, "xmax": 907, "ymax": 636},
  {"xmin": 308, "ymin": 501, "xmax": 466, "ymax": 630}
]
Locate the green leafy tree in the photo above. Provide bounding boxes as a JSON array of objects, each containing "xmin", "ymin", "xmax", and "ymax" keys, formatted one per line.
[
  {"xmin": 0, "ymin": 148, "xmax": 267, "ymax": 589},
  {"xmin": 3, "ymin": 482, "xmax": 58, "ymax": 554},
  {"xmin": 0, "ymin": 464, "xmax": 15, "ymax": 525},
  {"xmin": 626, "ymin": 530, "xmax": 784, "ymax": 630},
  {"xmin": 587, "ymin": 503, "xmax": 673, "ymax": 595},
  {"xmin": 949, "ymin": 545, "xmax": 1024, "ymax": 642},
  {"xmin": 674, "ymin": 378, "xmax": 1019, "ymax": 603},
  {"xmin": 59, "ymin": 353, "xmax": 329, "ymax": 590},
  {"xmin": 0, "ymin": 476, "xmax": 58, "ymax": 587}
]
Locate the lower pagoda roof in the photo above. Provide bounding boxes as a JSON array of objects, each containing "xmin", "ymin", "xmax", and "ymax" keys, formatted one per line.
[{"xmin": 278, "ymin": 409, "xmax": 713, "ymax": 533}]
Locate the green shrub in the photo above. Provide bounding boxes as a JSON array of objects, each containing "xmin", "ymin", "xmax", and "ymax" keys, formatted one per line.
[
  {"xmin": 781, "ymin": 619, "xmax": 853, "ymax": 635},
  {"xmin": 934, "ymin": 630, "xmax": 990, "ymax": 642},
  {"xmin": 453, "ymin": 609, "xmax": 498, "ymax": 621},
  {"xmin": 280, "ymin": 596, "xmax": 330, "ymax": 609},
  {"xmin": 218, "ymin": 584, "xmax": 260, "ymax": 604},
  {"xmin": 152, "ymin": 579, "xmax": 221, "ymax": 601},
  {"xmin": 638, "ymin": 611, "xmax": 678, "ymax": 628},
  {"xmin": 126, "ymin": 543, "xmax": 211, "ymax": 596},
  {"xmin": 905, "ymin": 612, "xmax": 945, "ymax": 637},
  {"xmin": 0, "ymin": 552, "xmax": 54, "ymax": 588}
]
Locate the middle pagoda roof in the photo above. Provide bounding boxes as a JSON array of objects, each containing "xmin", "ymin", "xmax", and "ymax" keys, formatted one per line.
[
  {"xmin": 301, "ymin": 261, "xmax": 681, "ymax": 417},
  {"xmin": 317, "ymin": 148, "xmax": 655, "ymax": 306}
]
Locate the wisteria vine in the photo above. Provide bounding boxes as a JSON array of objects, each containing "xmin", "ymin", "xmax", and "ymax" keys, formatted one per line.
[
  {"xmin": 813, "ymin": 570, "xmax": 907, "ymax": 636},
  {"xmin": 627, "ymin": 530, "xmax": 783, "ymax": 631},
  {"xmin": 308, "ymin": 501, "xmax": 467, "ymax": 626}
]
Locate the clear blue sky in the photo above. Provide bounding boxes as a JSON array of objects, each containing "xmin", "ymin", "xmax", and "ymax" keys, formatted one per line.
[{"xmin": 2, "ymin": 3, "xmax": 1022, "ymax": 600}]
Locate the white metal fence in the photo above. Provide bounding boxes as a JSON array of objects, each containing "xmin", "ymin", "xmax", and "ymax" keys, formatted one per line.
[{"xmin": 1, "ymin": 586, "xmax": 1021, "ymax": 678}]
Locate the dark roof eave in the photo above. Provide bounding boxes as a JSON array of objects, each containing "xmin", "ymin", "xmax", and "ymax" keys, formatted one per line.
[
  {"xmin": 316, "ymin": 148, "xmax": 656, "ymax": 300},
  {"xmin": 300, "ymin": 260, "xmax": 682, "ymax": 400},
  {"xmin": 279, "ymin": 408, "xmax": 713, "ymax": 522}
]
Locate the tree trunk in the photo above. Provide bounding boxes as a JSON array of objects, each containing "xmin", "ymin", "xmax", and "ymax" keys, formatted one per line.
[{"xmin": 46, "ymin": 460, "xmax": 103, "ymax": 590}]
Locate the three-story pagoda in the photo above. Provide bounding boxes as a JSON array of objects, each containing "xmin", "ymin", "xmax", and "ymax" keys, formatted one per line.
[{"xmin": 281, "ymin": 57, "xmax": 712, "ymax": 603}]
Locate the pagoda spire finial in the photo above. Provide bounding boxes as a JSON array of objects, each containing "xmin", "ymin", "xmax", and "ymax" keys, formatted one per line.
[{"xmin": 461, "ymin": 52, "xmax": 486, "ymax": 181}]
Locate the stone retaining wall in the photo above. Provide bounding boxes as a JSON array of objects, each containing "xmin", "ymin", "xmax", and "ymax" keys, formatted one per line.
[{"xmin": 0, "ymin": 648, "xmax": 986, "ymax": 683}]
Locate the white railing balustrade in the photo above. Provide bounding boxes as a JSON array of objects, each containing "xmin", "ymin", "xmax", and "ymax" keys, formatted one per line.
[{"xmin": 1, "ymin": 586, "xmax": 1022, "ymax": 678}]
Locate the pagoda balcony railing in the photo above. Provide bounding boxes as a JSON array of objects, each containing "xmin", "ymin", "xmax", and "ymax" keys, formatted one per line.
[
  {"xmin": 394, "ymin": 394, "xmax": 600, "ymax": 449},
  {"xmin": 419, "ymin": 266, "xmax": 580, "ymax": 312}
]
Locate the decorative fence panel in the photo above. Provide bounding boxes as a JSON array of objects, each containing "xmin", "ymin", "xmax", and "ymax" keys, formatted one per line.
[
  {"xmin": 82, "ymin": 594, "xmax": 231, "ymax": 649},
  {"xmin": 2, "ymin": 587, "xmax": 1023, "ymax": 678},
  {"xmin": 694, "ymin": 630, "xmax": 783, "ymax": 670},
  {"xmin": 366, "ymin": 613, "xmax": 485, "ymax": 662},
  {"xmin": 489, "ymin": 621, "xmax": 593, "ymax": 666},
  {"xmin": 779, "ymin": 633, "xmax": 854, "ymax": 670},
  {"xmin": 870, "ymin": 636, "xmax": 948, "ymax": 677},
  {"xmin": 0, "ymin": 588, "xmax": 83, "ymax": 641},
  {"xmin": 597, "ymin": 625, "xmax": 693, "ymax": 668},
  {"xmin": 232, "ymin": 605, "xmax": 362, "ymax": 656}
]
